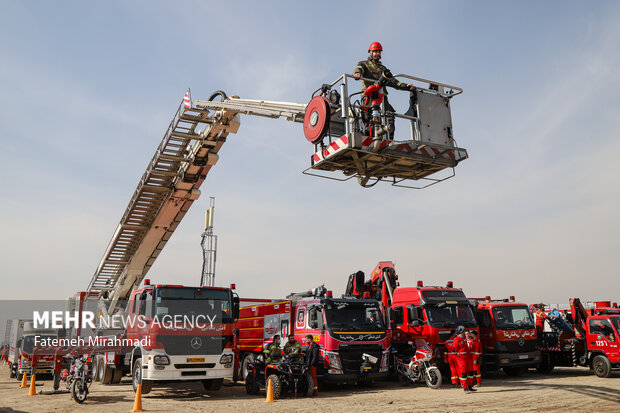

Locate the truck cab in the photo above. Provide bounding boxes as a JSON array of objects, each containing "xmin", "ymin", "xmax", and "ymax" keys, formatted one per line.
[
  {"xmin": 390, "ymin": 282, "xmax": 478, "ymax": 364},
  {"xmin": 17, "ymin": 323, "xmax": 58, "ymax": 376},
  {"xmin": 472, "ymin": 297, "xmax": 540, "ymax": 374},
  {"xmin": 584, "ymin": 313, "xmax": 620, "ymax": 377}
]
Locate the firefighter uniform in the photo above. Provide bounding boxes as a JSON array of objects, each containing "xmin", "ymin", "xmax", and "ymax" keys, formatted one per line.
[
  {"xmin": 284, "ymin": 337, "xmax": 302, "ymax": 360},
  {"xmin": 453, "ymin": 334, "xmax": 470, "ymax": 390},
  {"xmin": 444, "ymin": 337, "xmax": 459, "ymax": 385},
  {"xmin": 465, "ymin": 336, "xmax": 475, "ymax": 387},
  {"xmin": 471, "ymin": 336, "xmax": 482, "ymax": 385}
]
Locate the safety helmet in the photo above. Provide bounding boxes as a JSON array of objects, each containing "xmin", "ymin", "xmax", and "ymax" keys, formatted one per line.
[
  {"xmin": 455, "ymin": 326, "xmax": 465, "ymax": 335},
  {"xmin": 368, "ymin": 41, "xmax": 383, "ymax": 53}
]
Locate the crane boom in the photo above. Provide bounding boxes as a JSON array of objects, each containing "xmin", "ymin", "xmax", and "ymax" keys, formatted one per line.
[{"xmin": 86, "ymin": 91, "xmax": 307, "ymax": 309}]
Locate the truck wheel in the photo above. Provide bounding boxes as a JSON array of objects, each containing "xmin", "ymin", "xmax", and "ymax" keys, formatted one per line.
[
  {"xmin": 202, "ymin": 378, "xmax": 223, "ymax": 391},
  {"xmin": 132, "ymin": 359, "xmax": 152, "ymax": 394},
  {"xmin": 592, "ymin": 355, "xmax": 612, "ymax": 378},
  {"xmin": 241, "ymin": 353, "xmax": 256, "ymax": 381},
  {"xmin": 245, "ymin": 374, "xmax": 260, "ymax": 395},
  {"xmin": 425, "ymin": 367, "xmax": 442, "ymax": 389},
  {"xmin": 267, "ymin": 374, "xmax": 282, "ymax": 399},
  {"xmin": 101, "ymin": 363, "xmax": 113, "ymax": 385},
  {"xmin": 9, "ymin": 365, "xmax": 15, "ymax": 379},
  {"xmin": 111, "ymin": 368, "xmax": 123, "ymax": 384},
  {"xmin": 536, "ymin": 355, "xmax": 554, "ymax": 374}
]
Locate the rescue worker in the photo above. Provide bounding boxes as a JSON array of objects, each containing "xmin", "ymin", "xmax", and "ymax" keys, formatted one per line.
[
  {"xmin": 469, "ymin": 330, "xmax": 482, "ymax": 386},
  {"xmin": 444, "ymin": 333, "xmax": 459, "ymax": 385},
  {"xmin": 0, "ymin": 345, "xmax": 8, "ymax": 364},
  {"xmin": 465, "ymin": 330, "xmax": 475, "ymax": 388},
  {"xmin": 353, "ymin": 42, "xmax": 414, "ymax": 138},
  {"xmin": 305, "ymin": 334, "xmax": 319, "ymax": 396},
  {"xmin": 453, "ymin": 326, "xmax": 476, "ymax": 393},
  {"xmin": 284, "ymin": 334, "xmax": 302, "ymax": 361},
  {"xmin": 263, "ymin": 335, "xmax": 283, "ymax": 364}
]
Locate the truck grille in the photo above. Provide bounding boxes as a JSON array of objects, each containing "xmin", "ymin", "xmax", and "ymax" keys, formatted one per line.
[
  {"xmin": 338, "ymin": 344, "xmax": 383, "ymax": 374},
  {"xmin": 157, "ymin": 335, "xmax": 233, "ymax": 355},
  {"xmin": 499, "ymin": 339, "xmax": 537, "ymax": 353}
]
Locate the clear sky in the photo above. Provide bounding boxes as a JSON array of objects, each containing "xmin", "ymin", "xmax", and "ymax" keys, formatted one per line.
[{"xmin": 0, "ymin": 1, "xmax": 618, "ymax": 306}]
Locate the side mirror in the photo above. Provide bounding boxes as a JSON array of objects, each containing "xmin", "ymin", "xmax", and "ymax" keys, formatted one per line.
[{"xmin": 232, "ymin": 296, "xmax": 240, "ymax": 320}]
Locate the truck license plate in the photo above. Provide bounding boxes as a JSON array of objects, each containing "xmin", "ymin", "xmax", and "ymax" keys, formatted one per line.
[
  {"xmin": 187, "ymin": 358, "xmax": 205, "ymax": 363},
  {"xmin": 518, "ymin": 355, "xmax": 529, "ymax": 360}
]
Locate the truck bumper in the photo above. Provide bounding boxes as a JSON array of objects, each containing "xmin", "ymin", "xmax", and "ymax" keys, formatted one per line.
[
  {"xmin": 487, "ymin": 351, "xmax": 541, "ymax": 369},
  {"xmin": 142, "ymin": 351, "xmax": 233, "ymax": 381}
]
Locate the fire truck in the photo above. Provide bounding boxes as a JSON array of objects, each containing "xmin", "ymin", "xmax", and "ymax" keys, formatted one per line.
[
  {"xmin": 234, "ymin": 286, "xmax": 389, "ymax": 385},
  {"xmin": 532, "ymin": 299, "xmax": 620, "ymax": 377},
  {"xmin": 35, "ymin": 69, "xmax": 466, "ymax": 392},
  {"xmin": 345, "ymin": 261, "xmax": 478, "ymax": 368},
  {"xmin": 471, "ymin": 296, "xmax": 541, "ymax": 375},
  {"xmin": 15, "ymin": 322, "xmax": 58, "ymax": 378},
  {"xmin": 7, "ymin": 319, "xmax": 29, "ymax": 378}
]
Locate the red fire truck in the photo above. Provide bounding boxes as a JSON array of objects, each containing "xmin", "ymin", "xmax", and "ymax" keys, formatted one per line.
[
  {"xmin": 471, "ymin": 296, "xmax": 540, "ymax": 375},
  {"xmin": 234, "ymin": 286, "xmax": 390, "ymax": 385},
  {"xmin": 345, "ymin": 261, "xmax": 478, "ymax": 367},
  {"xmin": 532, "ymin": 298, "xmax": 620, "ymax": 377}
]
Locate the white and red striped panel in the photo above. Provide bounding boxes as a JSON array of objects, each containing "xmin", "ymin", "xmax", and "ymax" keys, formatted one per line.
[{"xmin": 312, "ymin": 134, "xmax": 466, "ymax": 164}]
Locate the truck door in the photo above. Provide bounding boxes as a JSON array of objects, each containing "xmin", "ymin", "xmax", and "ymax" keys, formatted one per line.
[{"xmin": 588, "ymin": 318, "xmax": 618, "ymax": 354}]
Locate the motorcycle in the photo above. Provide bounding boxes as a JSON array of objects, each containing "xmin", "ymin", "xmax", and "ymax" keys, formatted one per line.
[
  {"xmin": 245, "ymin": 354, "xmax": 314, "ymax": 399},
  {"xmin": 63, "ymin": 354, "xmax": 92, "ymax": 403},
  {"xmin": 394, "ymin": 339, "xmax": 442, "ymax": 389}
]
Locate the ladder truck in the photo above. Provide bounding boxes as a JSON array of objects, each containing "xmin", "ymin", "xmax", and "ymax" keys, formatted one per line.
[{"xmin": 44, "ymin": 70, "xmax": 467, "ymax": 392}]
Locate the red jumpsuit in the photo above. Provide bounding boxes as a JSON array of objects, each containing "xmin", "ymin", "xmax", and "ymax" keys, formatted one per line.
[
  {"xmin": 453, "ymin": 335, "xmax": 470, "ymax": 389},
  {"xmin": 471, "ymin": 337, "xmax": 482, "ymax": 385},
  {"xmin": 444, "ymin": 338, "xmax": 458, "ymax": 385},
  {"xmin": 465, "ymin": 337, "xmax": 474, "ymax": 387}
]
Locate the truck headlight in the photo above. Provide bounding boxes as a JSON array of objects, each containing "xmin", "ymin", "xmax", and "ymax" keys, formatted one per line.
[
  {"xmin": 326, "ymin": 352, "xmax": 341, "ymax": 370},
  {"xmin": 153, "ymin": 355, "xmax": 170, "ymax": 365},
  {"xmin": 219, "ymin": 354, "xmax": 233, "ymax": 364}
]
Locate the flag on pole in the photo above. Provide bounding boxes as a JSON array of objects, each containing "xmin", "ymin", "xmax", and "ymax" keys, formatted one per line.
[{"xmin": 183, "ymin": 90, "xmax": 191, "ymax": 109}]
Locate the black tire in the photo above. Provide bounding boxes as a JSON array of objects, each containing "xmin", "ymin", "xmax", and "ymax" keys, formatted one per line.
[
  {"xmin": 267, "ymin": 374, "xmax": 282, "ymax": 399},
  {"xmin": 241, "ymin": 353, "xmax": 256, "ymax": 381},
  {"xmin": 592, "ymin": 355, "xmax": 612, "ymax": 378},
  {"xmin": 202, "ymin": 378, "xmax": 223, "ymax": 391},
  {"xmin": 424, "ymin": 367, "xmax": 442, "ymax": 389},
  {"xmin": 9, "ymin": 365, "xmax": 16, "ymax": 379},
  {"xmin": 101, "ymin": 363, "xmax": 113, "ymax": 385},
  {"xmin": 536, "ymin": 355, "xmax": 555, "ymax": 374},
  {"xmin": 302, "ymin": 372, "xmax": 314, "ymax": 397},
  {"xmin": 111, "ymin": 368, "xmax": 123, "ymax": 384},
  {"xmin": 132, "ymin": 359, "xmax": 152, "ymax": 394},
  {"xmin": 245, "ymin": 374, "xmax": 260, "ymax": 395},
  {"xmin": 503, "ymin": 366, "xmax": 526, "ymax": 377},
  {"xmin": 71, "ymin": 379, "xmax": 88, "ymax": 403},
  {"xmin": 92, "ymin": 357, "xmax": 100, "ymax": 382}
]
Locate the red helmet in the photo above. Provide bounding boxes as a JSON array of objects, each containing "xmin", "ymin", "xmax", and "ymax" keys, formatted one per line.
[{"xmin": 368, "ymin": 42, "xmax": 383, "ymax": 53}]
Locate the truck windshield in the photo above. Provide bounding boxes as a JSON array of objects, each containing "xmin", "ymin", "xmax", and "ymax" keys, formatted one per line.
[
  {"xmin": 154, "ymin": 287, "xmax": 233, "ymax": 324},
  {"xmin": 611, "ymin": 317, "xmax": 620, "ymax": 335},
  {"xmin": 324, "ymin": 302, "xmax": 384, "ymax": 331},
  {"xmin": 426, "ymin": 304, "xmax": 476, "ymax": 328},
  {"xmin": 492, "ymin": 306, "xmax": 535, "ymax": 330},
  {"xmin": 22, "ymin": 335, "xmax": 56, "ymax": 353}
]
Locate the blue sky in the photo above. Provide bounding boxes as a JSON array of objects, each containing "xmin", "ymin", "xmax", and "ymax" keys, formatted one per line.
[{"xmin": 1, "ymin": 1, "xmax": 618, "ymax": 305}]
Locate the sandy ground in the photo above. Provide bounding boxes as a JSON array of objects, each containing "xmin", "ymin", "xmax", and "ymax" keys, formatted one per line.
[{"xmin": 0, "ymin": 364, "xmax": 619, "ymax": 413}]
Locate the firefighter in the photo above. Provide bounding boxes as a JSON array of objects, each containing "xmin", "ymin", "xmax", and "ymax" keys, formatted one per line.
[
  {"xmin": 444, "ymin": 334, "xmax": 458, "ymax": 385},
  {"xmin": 263, "ymin": 335, "xmax": 283, "ymax": 364},
  {"xmin": 284, "ymin": 334, "xmax": 302, "ymax": 360},
  {"xmin": 465, "ymin": 330, "xmax": 475, "ymax": 388},
  {"xmin": 469, "ymin": 330, "xmax": 482, "ymax": 386},
  {"xmin": 0, "ymin": 345, "xmax": 8, "ymax": 364},
  {"xmin": 353, "ymin": 42, "xmax": 414, "ymax": 138},
  {"xmin": 453, "ymin": 326, "xmax": 476, "ymax": 393},
  {"xmin": 305, "ymin": 334, "xmax": 319, "ymax": 396}
]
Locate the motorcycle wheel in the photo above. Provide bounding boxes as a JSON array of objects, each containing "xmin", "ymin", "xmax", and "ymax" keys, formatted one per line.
[
  {"xmin": 424, "ymin": 366, "xmax": 442, "ymax": 389},
  {"xmin": 397, "ymin": 370, "xmax": 411, "ymax": 386},
  {"xmin": 71, "ymin": 379, "xmax": 88, "ymax": 403}
]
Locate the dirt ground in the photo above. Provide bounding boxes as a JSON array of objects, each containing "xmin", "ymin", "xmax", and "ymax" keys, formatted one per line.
[{"xmin": 1, "ymin": 364, "xmax": 619, "ymax": 413}]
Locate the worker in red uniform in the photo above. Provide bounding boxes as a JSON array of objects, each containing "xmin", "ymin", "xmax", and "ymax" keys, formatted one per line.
[
  {"xmin": 469, "ymin": 330, "xmax": 482, "ymax": 386},
  {"xmin": 444, "ymin": 334, "xmax": 458, "ymax": 385},
  {"xmin": 453, "ymin": 326, "xmax": 476, "ymax": 393},
  {"xmin": 465, "ymin": 330, "xmax": 475, "ymax": 388},
  {"xmin": 0, "ymin": 345, "xmax": 8, "ymax": 364}
]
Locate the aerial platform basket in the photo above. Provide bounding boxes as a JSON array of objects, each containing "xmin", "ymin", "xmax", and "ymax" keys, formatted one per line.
[{"xmin": 302, "ymin": 73, "xmax": 468, "ymax": 188}]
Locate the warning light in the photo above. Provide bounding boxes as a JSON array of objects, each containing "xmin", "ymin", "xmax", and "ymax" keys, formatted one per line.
[
  {"xmin": 446, "ymin": 281, "xmax": 453, "ymax": 288},
  {"xmin": 417, "ymin": 281, "xmax": 423, "ymax": 287}
]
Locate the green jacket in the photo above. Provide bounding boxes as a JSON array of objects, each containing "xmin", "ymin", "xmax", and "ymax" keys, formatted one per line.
[
  {"xmin": 264, "ymin": 342, "xmax": 282, "ymax": 363},
  {"xmin": 353, "ymin": 58, "xmax": 409, "ymax": 94},
  {"xmin": 284, "ymin": 339, "xmax": 302, "ymax": 357}
]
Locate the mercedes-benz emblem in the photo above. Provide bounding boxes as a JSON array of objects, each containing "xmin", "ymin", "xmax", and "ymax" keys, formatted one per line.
[
  {"xmin": 518, "ymin": 338, "xmax": 525, "ymax": 346},
  {"xmin": 190, "ymin": 336, "xmax": 202, "ymax": 350}
]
